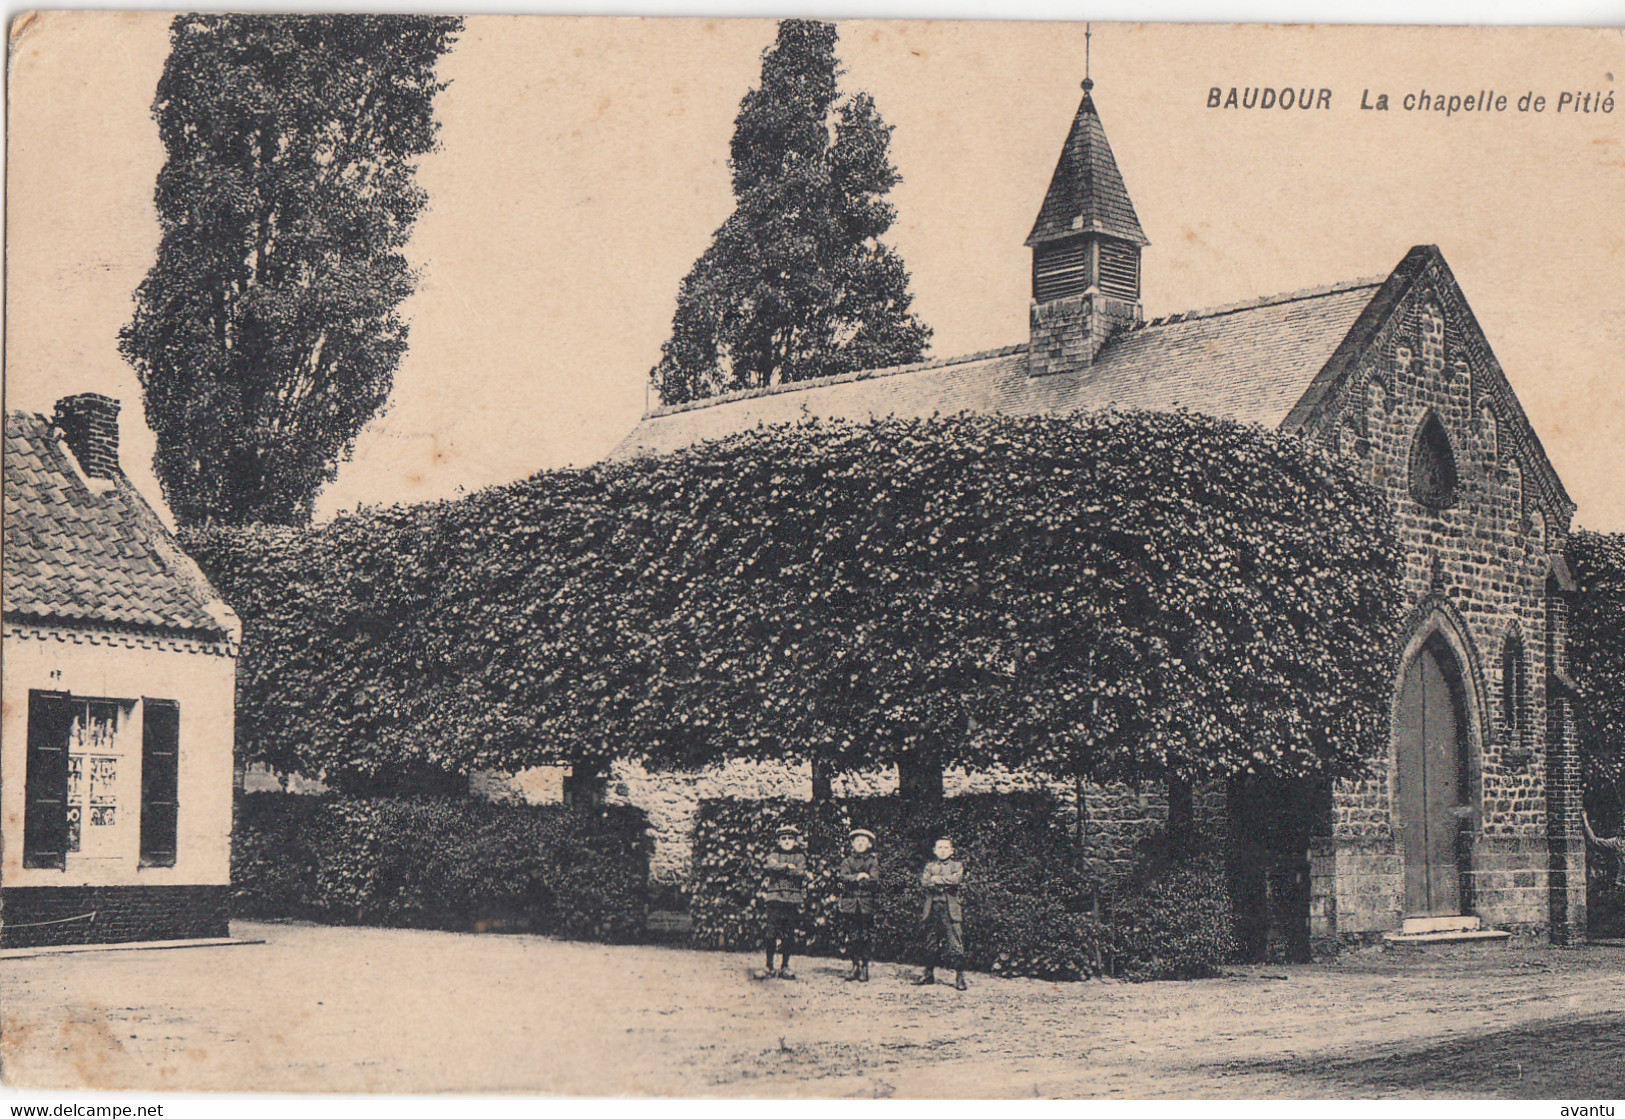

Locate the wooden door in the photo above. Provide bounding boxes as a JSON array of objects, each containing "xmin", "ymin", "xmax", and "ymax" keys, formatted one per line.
[{"xmin": 1396, "ymin": 638, "xmax": 1467, "ymax": 916}]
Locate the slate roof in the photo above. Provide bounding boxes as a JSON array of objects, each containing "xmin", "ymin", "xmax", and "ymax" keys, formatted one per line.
[
  {"xmin": 1026, "ymin": 89, "xmax": 1148, "ymax": 248},
  {"xmin": 4, "ymin": 409, "xmax": 232, "ymax": 638},
  {"xmin": 608, "ymin": 278, "xmax": 1385, "ymax": 461}
]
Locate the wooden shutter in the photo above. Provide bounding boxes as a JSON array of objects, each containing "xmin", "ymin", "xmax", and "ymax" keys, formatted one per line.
[
  {"xmin": 24, "ymin": 690, "xmax": 74, "ymax": 869},
  {"xmin": 1097, "ymin": 240, "xmax": 1140, "ymax": 301},
  {"xmin": 141, "ymin": 698, "xmax": 180, "ymax": 867},
  {"xmin": 1033, "ymin": 239, "xmax": 1091, "ymax": 302}
]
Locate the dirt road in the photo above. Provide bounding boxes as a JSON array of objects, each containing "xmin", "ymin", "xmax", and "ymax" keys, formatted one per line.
[{"xmin": 4, "ymin": 920, "xmax": 1624, "ymax": 1097}]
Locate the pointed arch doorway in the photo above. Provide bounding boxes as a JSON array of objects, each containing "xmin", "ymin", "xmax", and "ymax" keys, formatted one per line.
[{"xmin": 1394, "ymin": 632, "xmax": 1472, "ymax": 917}]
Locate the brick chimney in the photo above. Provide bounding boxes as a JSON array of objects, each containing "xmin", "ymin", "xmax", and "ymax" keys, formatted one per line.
[{"xmin": 53, "ymin": 393, "xmax": 122, "ymax": 479}]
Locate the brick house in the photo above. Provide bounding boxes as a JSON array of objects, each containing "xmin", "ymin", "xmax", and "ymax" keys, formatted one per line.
[
  {"xmin": 2, "ymin": 394, "xmax": 240, "ymax": 948},
  {"xmin": 605, "ymin": 81, "xmax": 1586, "ymax": 947}
]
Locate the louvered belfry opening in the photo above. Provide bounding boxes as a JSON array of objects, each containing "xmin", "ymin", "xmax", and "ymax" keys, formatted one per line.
[
  {"xmin": 1096, "ymin": 238, "xmax": 1140, "ymax": 301},
  {"xmin": 1033, "ymin": 237, "xmax": 1090, "ymax": 302},
  {"xmin": 1032, "ymin": 236, "xmax": 1141, "ymax": 304},
  {"xmin": 1033, "ymin": 238, "xmax": 1087, "ymax": 302}
]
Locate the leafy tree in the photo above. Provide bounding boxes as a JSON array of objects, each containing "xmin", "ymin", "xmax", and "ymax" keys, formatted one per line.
[
  {"xmin": 187, "ymin": 412, "xmax": 1401, "ymax": 797},
  {"xmin": 1569, "ymin": 530, "xmax": 1625, "ymax": 833},
  {"xmin": 121, "ymin": 14, "xmax": 462, "ymax": 527},
  {"xmin": 651, "ymin": 20, "xmax": 931, "ymax": 405}
]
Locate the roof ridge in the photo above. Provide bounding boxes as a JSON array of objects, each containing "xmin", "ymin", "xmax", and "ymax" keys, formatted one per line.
[
  {"xmin": 647, "ymin": 343, "xmax": 1030, "ymax": 420},
  {"xmin": 1135, "ymin": 276, "xmax": 1386, "ymax": 330},
  {"xmin": 638, "ymin": 274, "xmax": 1385, "ymax": 424}
]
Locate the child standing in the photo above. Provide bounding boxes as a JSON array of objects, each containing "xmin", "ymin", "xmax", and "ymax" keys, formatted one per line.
[
  {"xmin": 837, "ymin": 828, "xmax": 880, "ymax": 982},
  {"xmin": 758, "ymin": 822, "xmax": 808, "ymax": 979},
  {"xmin": 916, "ymin": 836, "xmax": 968, "ymax": 990}
]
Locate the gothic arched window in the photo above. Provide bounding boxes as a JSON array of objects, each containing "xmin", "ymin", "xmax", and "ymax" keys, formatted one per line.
[
  {"xmin": 1500, "ymin": 635, "xmax": 1527, "ymax": 755},
  {"xmin": 1409, "ymin": 412, "xmax": 1459, "ymax": 509}
]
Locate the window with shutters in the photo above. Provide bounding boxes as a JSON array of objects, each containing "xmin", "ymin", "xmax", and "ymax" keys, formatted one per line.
[
  {"xmin": 1097, "ymin": 239, "xmax": 1140, "ymax": 301},
  {"xmin": 141, "ymin": 698, "xmax": 180, "ymax": 867},
  {"xmin": 23, "ymin": 691, "xmax": 146, "ymax": 869},
  {"xmin": 1032, "ymin": 238, "xmax": 1091, "ymax": 302}
]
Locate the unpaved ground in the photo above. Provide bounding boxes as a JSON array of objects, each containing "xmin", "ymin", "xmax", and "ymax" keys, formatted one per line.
[{"xmin": 3, "ymin": 920, "xmax": 1625, "ymax": 1097}]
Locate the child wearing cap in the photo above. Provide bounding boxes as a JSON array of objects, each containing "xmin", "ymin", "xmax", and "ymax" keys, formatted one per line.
[
  {"xmin": 916, "ymin": 836, "xmax": 968, "ymax": 990},
  {"xmin": 837, "ymin": 828, "xmax": 880, "ymax": 982},
  {"xmin": 757, "ymin": 822, "xmax": 808, "ymax": 979}
]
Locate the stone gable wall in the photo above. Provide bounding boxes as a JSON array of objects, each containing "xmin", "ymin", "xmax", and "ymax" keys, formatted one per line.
[{"xmin": 1304, "ymin": 263, "xmax": 1577, "ymax": 940}]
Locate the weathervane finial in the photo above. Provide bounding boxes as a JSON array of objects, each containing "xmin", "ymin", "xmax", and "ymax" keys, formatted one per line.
[{"xmin": 1083, "ymin": 24, "xmax": 1094, "ymax": 92}]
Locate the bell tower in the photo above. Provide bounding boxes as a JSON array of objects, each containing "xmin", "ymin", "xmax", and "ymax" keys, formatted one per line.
[{"xmin": 1026, "ymin": 76, "xmax": 1148, "ymax": 377}]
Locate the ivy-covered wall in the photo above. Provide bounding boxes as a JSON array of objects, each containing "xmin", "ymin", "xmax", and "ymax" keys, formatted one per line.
[
  {"xmin": 187, "ymin": 411, "xmax": 1400, "ymax": 799},
  {"xmin": 1568, "ymin": 529, "xmax": 1625, "ymax": 937},
  {"xmin": 232, "ymin": 793, "xmax": 651, "ymax": 940}
]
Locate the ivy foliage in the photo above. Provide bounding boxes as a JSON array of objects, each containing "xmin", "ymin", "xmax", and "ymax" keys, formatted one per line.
[
  {"xmin": 232, "ymin": 793, "xmax": 652, "ymax": 940},
  {"xmin": 187, "ymin": 411, "xmax": 1401, "ymax": 792},
  {"xmin": 1569, "ymin": 530, "xmax": 1625, "ymax": 832}
]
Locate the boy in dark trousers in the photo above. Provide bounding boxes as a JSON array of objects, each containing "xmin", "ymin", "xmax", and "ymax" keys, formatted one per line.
[
  {"xmin": 838, "ymin": 828, "xmax": 880, "ymax": 982},
  {"xmin": 916, "ymin": 836, "xmax": 968, "ymax": 990},
  {"xmin": 757, "ymin": 822, "xmax": 808, "ymax": 979}
]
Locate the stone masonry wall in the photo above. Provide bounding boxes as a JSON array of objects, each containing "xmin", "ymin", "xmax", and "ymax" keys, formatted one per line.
[
  {"xmin": 1305, "ymin": 259, "xmax": 1575, "ymax": 939},
  {"xmin": 485, "ymin": 761, "xmax": 1220, "ymax": 897}
]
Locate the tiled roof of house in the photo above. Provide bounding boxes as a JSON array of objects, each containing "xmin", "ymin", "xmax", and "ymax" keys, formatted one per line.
[
  {"xmin": 608, "ymin": 278, "xmax": 1385, "ymax": 461},
  {"xmin": 3, "ymin": 409, "xmax": 231, "ymax": 637},
  {"xmin": 1026, "ymin": 89, "xmax": 1148, "ymax": 248}
]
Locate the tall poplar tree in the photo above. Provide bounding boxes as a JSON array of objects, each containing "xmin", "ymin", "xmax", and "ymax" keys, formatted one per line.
[
  {"xmin": 652, "ymin": 20, "xmax": 931, "ymax": 406},
  {"xmin": 121, "ymin": 14, "xmax": 462, "ymax": 527}
]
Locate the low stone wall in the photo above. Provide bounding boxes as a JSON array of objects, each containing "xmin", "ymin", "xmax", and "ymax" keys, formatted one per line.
[
  {"xmin": 607, "ymin": 758, "xmax": 814, "ymax": 886},
  {"xmin": 479, "ymin": 760, "xmax": 1220, "ymax": 897}
]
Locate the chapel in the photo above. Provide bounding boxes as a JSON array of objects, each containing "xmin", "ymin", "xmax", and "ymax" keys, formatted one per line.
[{"xmin": 608, "ymin": 80, "xmax": 1585, "ymax": 949}]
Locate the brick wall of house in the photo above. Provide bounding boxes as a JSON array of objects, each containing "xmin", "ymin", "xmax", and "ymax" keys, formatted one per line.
[
  {"xmin": 1, "ymin": 885, "xmax": 230, "ymax": 949},
  {"xmin": 1303, "ymin": 260, "xmax": 1578, "ymax": 942}
]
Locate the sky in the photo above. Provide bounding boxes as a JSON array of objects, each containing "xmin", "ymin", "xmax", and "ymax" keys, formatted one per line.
[{"xmin": 6, "ymin": 15, "xmax": 1624, "ymax": 530}]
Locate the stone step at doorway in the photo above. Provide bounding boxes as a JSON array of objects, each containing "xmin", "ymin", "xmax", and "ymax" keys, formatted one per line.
[{"xmin": 1382, "ymin": 913, "xmax": 1512, "ymax": 948}]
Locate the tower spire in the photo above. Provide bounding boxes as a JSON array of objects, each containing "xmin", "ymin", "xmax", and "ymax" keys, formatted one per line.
[
  {"xmin": 1026, "ymin": 63, "xmax": 1148, "ymax": 377},
  {"xmin": 1025, "ymin": 78, "xmax": 1147, "ymax": 251}
]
